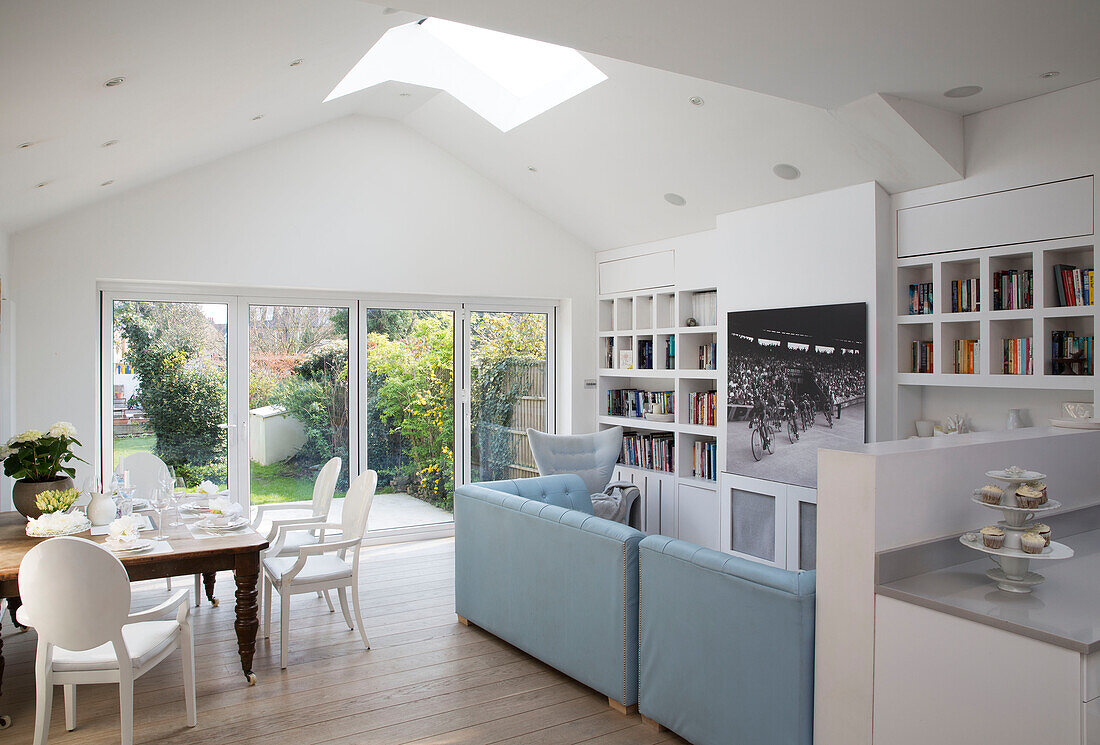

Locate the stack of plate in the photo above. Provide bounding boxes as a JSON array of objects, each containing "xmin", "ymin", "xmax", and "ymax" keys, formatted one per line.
[
  {"xmin": 105, "ymin": 538, "xmax": 155, "ymax": 555},
  {"xmin": 195, "ymin": 514, "xmax": 249, "ymax": 532}
]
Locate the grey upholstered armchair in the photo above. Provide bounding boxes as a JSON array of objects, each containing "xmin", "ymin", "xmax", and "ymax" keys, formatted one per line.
[{"xmin": 525, "ymin": 426, "xmax": 641, "ymax": 527}]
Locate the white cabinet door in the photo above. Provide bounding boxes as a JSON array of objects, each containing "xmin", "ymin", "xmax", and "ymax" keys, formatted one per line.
[{"xmin": 676, "ymin": 483, "xmax": 720, "ymax": 550}]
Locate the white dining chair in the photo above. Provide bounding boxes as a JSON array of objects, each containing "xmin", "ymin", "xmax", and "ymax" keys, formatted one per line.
[
  {"xmin": 18, "ymin": 536, "xmax": 196, "ymax": 745},
  {"xmin": 253, "ymin": 457, "xmax": 342, "ymax": 611},
  {"xmin": 262, "ymin": 469, "xmax": 377, "ymax": 669},
  {"xmin": 118, "ymin": 452, "xmax": 200, "ymax": 602}
]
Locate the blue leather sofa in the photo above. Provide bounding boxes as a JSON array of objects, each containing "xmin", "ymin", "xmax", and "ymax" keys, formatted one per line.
[
  {"xmin": 638, "ymin": 535, "xmax": 816, "ymax": 745},
  {"xmin": 454, "ymin": 475, "xmax": 645, "ymax": 709}
]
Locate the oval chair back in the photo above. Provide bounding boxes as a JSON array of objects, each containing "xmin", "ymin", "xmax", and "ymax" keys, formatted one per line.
[
  {"xmin": 19, "ymin": 536, "xmax": 131, "ymax": 652},
  {"xmin": 117, "ymin": 452, "xmax": 172, "ymax": 501},
  {"xmin": 341, "ymin": 470, "xmax": 378, "ymax": 540},
  {"xmin": 311, "ymin": 457, "xmax": 342, "ymax": 518}
]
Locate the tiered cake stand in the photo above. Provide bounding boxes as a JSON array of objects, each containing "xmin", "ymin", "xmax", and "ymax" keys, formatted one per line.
[{"xmin": 959, "ymin": 469, "xmax": 1074, "ymax": 593}]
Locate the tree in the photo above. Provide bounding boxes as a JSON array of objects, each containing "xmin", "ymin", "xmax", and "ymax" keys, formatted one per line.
[{"xmin": 115, "ymin": 302, "xmax": 227, "ymax": 486}]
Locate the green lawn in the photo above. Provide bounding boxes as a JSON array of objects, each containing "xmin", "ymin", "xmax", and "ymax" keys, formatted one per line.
[{"xmin": 113, "ymin": 435, "xmax": 339, "ymax": 504}]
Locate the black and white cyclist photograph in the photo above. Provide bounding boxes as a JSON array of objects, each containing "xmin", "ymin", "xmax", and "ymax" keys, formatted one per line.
[{"xmin": 726, "ymin": 302, "xmax": 866, "ymax": 487}]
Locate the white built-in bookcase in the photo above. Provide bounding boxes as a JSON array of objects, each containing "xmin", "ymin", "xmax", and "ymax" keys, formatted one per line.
[{"xmin": 597, "ymin": 287, "xmax": 723, "ymax": 546}]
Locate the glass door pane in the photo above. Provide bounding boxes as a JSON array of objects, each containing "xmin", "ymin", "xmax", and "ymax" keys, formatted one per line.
[
  {"xmin": 111, "ymin": 300, "xmax": 230, "ymax": 489},
  {"xmin": 246, "ymin": 304, "xmax": 350, "ymax": 506},
  {"xmin": 364, "ymin": 308, "xmax": 456, "ymax": 531},
  {"xmin": 469, "ymin": 311, "xmax": 548, "ymax": 482}
]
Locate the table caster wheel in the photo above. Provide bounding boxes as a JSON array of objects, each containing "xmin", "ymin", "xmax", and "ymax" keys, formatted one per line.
[
  {"xmin": 0, "ymin": 714, "xmax": 12, "ymax": 729},
  {"xmin": 246, "ymin": 672, "xmax": 257, "ymax": 686},
  {"xmin": 211, "ymin": 597, "xmax": 219, "ymax": 607}
]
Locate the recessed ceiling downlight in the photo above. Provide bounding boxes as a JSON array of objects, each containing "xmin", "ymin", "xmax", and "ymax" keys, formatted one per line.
[
  {"xmin": 100, "ymin": 180, "xmax": 114, "ymax": 187},
  {"xmin": 17, "ymin": 141, "xmax": 34, "ymax": 149},
  {"xmin": 251, "ymin": 114, "xmax": 264, "ymax": 121},
  {"xmin": 689, "ymin": 96, "xmax": 704, "ymax": 106},
  {"xmin": 101, "ymin": 139, "xmax": 119, "ymax": 148},
  {"xmin": 103, "ymin": 77, "xmax": 125, "ymax": 88},
  {"xmin": 527, "ymin": 165, "xmax": 538, "ymax": 172},
  {"xmin": 290, "ymin": 58, "xmax": 304, "ymax": 67},
  {"xmin": 34, "ymin": 181, "xmax": 49, "ymax": 189},
  {"xmin": 664, "ymin": 193, "xmax": 686, "ymax": 206},
  {"xmin": 772, "ymin": 163, "xmax": 801, "ymax": 180},
  {"xmin": 1041, "ymin": 71, "xmax": 1060, "ymax": 79},
  {"xmin": 944, "ymin": 85, "xmax": 982, "ymax": 98}
]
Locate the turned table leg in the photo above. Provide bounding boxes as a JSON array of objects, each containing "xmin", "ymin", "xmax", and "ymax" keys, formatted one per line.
[
  {"xmin": 233, "ymin": 553, "xmax": 260, "ymax": 685},
  {"xmin": 202, "ymin": 572, "xmax": 218, "ymax": 606}
]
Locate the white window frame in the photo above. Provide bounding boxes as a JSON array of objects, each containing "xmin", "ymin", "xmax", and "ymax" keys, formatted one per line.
[{"xmin": 100, "ymin": 282, "xmax": 558, "ymax": 545}]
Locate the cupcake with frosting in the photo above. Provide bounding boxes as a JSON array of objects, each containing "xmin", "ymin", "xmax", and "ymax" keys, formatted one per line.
[
  {"xmin": 1021, "ymin": 531, "xmax": 1046, "ymax": 554},
  {"xmin": 980, "ymin": 525, "xmax": 1005, "ymax": 549},
  {"xmin": 1031, "ymin": 523, "xmax": 1051, "ymax": 546},
  {"xmin": 1015, "ymin": 485, "xmax": 1045, "ymax": 509},
  {"xmin": 976, "ymin": 485, "xmax": 1004, "ymax": 505},
  {"xmin": 1024, "ymin": 480, "xmax": 1048, "ymax": 504}
]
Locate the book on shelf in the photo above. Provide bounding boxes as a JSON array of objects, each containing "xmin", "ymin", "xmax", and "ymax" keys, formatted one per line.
[
  {"xmin": 992, "ymin": 269, "xmax": 1033, "ymax": 310},
  {"xmin": 664, "ymin": 336, "xmax": 675, "ymax": 368},
  {"xmin": 604, "ymin": 337, "xmax": 614, "ymax": 368},
  {"xmin": 697, "ymin": 342, "xmax": 717, "ymax": 370},
  {"xmin": 1001, "ymin": 337, "xmax": 1033, "ymax": 375},
  {"xmin": 692, "ymin": 440, "xmax": 717, "ymax": 481},
  {"xmin": 949, "ymin": 278, "xmax": 980, "ymax": 312},
  {"xmin": 908, "ymin": 282, "xmax": 934, "ymax": 315},
  {"xmin": 952, "ymin": 339, "xmax": 980, "ymax": 374},
  {"xmin": 911, "ymin": 340, "xmax": 934, "ymax": 373},
  {"xmin": 607, "ymin": 389, "xmax": 674, "ymax": 418},
  {"xmin": 687, "ymin": 390, "xmax": 717, "ymax": 426},
  {"xmin": 637, "ymin": 339, "xmax": 653, "ymax": 369},
  {"xmin": 620, "ymin": 431, "xmax": 674, "ymax": 473},
  {"xmin": 1050, "ymin": 330, "xmax": 1094, "ymax": 375},
  {"xmin": 691, "ymin": 291, "xmax": 718, "ymax": 326},
  {"xmin": 1052, "ymin": 265, "xmax": 1094, "ymax": 307}
]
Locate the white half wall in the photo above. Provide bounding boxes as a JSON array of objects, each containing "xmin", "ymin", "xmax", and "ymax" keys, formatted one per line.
[{"xmin": 8, "ymin": 115, "xmax": 597, "ymax": 496}]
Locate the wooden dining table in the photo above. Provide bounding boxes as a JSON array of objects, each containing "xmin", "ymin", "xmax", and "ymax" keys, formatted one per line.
[{"xmin": 0, "ymin": 509, "xmax": 269, "ymax": 711}]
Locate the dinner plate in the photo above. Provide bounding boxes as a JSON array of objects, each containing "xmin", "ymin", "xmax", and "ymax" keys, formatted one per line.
[
  {"xmin": 180, "ymin": 502, "xmax": 211, "ymax": 513},
  {"xmin": 196, "ymin": 516, "xmax": 248, "ymax": 531},
  {"xmin": 106, "ymin": 538, "xmax": 155, "ymax": 554}
]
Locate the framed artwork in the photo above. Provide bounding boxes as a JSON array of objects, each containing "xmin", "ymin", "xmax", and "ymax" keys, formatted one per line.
[{"xmin": 725, "ymin": 302, "xmax": 867, "ymax": 487}]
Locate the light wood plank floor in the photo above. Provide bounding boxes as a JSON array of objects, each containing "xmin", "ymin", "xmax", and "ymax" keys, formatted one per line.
[{"xmin": 0, "ymin": 538, "xmax": 685, "ymax": 745}]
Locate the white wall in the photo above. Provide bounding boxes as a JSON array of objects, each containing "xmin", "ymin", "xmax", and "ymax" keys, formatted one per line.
[
  {"xmin": 8, "ymin": 115, "xmax": 597, "ymax": 492},
  {"xmin": 597, "ymin": 180, "xmax": 892, "ymax": 440},
  {"xmin": 892, "ymin": 80, "xmax": 1100, "ymax": 433}
]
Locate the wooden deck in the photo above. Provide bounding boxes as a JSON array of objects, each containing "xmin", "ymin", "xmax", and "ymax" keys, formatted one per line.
[{"xmin": 0, "ymin": 538, "xmax": 685, "ymax": 745}]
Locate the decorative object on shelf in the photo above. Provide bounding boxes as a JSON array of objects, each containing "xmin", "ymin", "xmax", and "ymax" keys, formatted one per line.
[
  {"xmin": 726, "ymin": 302, "xmax": 867, "ymax": 488},
  {"xmin": 3, "ymin": 421, "xmax": 87, "ymax": 519},
  {"xmin": 34, "ymin": 488, "xmax": 79, "ymax": 515},
  {"xmin": 643, "ymin": 412, "xmax": 674, "ymax": 423},
  {"xmin": 1005, "ymin": 408, "xmax": 1024, "ymax": 430},
  {"xmin": 915, "ymin": 420, "xmax": 935, "ymax": 437},
  {"xmin": 618, "ymin": 350, "xmax": 634, "ymax": 369},
  {"xmin": 943, "ymin": 413, "xmax": 969, "ymax": 434},
  {"xmin": 962, "ymin": 467, "xmax": 1073, "ymax": 593},
  {"xmin": 1050, "ymin": 417, "xmax": 1100, "ymax": 429},
  {"xmin": 1063, "ymin": 401, "xmax": 1095, "ymax": 420},
  {"xmin": 685, "ymin": 317, "xmax": 698, "ymax": 327}
]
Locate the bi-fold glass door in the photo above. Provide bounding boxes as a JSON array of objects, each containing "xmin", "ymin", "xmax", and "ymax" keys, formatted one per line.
[{"xmin": 103, "ymin": 289, "xmax": 554, "ymax": 539}]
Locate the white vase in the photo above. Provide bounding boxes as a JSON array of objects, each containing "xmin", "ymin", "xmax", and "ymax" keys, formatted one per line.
[
  {"xmin": 87, "ymin": 491, "xmax": 117, "ymax": 526},
  {"xmin": 1005, "ymin": 408, "xmax": 1024, "ymax": 430}
]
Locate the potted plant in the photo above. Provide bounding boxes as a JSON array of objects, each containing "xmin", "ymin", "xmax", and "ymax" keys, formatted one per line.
[{"xmin": 1, "ymin": 422, "xmax": 87, "ymax": 519}]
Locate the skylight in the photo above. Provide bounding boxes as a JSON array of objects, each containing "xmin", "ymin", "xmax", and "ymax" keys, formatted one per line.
[{"xmin": 324, "ymin": 18, "xmax": 607, "ymax": 132}]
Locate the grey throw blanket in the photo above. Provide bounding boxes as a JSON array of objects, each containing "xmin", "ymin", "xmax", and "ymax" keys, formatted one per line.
[{"xmin": 591, "ymin": 481, "xmax": 642, "ymax": 527}]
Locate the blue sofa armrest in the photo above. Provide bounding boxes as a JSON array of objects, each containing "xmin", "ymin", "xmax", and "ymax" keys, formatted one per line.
[
  {"xmin": 455, "ymin": 475, "xmax": 643, "ymax": 706},
  {"xmin": 638, "ymin": 535, "xmax": 816, "ymax": 745}
]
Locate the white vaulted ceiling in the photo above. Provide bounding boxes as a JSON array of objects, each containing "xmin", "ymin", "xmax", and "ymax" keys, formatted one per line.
[{"xmin": 2, "ymin": 0, "xmax": 1097, "ymax": 248}]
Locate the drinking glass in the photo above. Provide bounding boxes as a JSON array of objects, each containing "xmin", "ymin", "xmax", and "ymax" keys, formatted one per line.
[
  {"xmin": 169, "ymin": 477, "xmax": 188, "ymax": 526},
  {"xmin": 150, "ymin": 487, "xmax": 172, "ymax": 540}
]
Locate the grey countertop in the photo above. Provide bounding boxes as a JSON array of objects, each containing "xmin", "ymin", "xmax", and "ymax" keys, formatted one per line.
[{"xmin": 877, "ymin": 527, "xmax": 1100, "ymax": 654}]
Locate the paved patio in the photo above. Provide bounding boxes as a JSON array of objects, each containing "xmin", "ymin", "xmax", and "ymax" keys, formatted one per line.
[{"xmin": 252, "ymin": 490, "xmax": 453, "ymax": 532}]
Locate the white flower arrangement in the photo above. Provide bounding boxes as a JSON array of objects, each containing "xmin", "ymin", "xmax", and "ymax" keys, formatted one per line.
[
  {"xmin": 26, "ymin": 511, "xmax": 90, "ymax": 537},
  {"xmin": 3, "ymin": 421, "xmax": 86, "ymax": 483}
]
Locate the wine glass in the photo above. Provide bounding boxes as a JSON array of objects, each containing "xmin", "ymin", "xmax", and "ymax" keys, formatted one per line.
[
  {"xmin": 150, "ymin": 487, "xmax": 172, "ymax": 540},
  {"xmin": 169, "ymin": 477, "xmax": 188, "ymax": 526}
]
